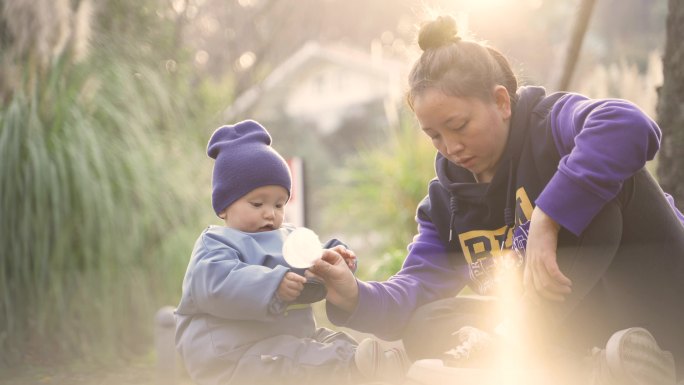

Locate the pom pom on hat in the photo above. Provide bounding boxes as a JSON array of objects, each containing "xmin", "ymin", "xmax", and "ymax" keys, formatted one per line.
[{"xmin": 207, "ymin": 120, "xmax": 291, "ymax": 216}]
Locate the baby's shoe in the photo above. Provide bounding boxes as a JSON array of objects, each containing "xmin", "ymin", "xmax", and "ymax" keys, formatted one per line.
[
  {"xmin": 589, "ymin": 327, "xmax": 676, "ymax": 385},
  {"xmin": 354, "ymin": 338, "xmax": 411, "ymax": 384}
]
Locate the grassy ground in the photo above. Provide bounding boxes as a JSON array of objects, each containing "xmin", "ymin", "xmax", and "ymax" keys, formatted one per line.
[
  {"xmin": 0, "ymin": 341, "xmax": 396, "ymax": 385},
  {"xmin": 0, "ymin": 355, "xmax": 202, "ymax": 385},
  {"xmin": 0, "ymin": 304, "xmax": 402, "ymax": 385},
  {"xmin": 0, "ymin": 361, "xmax": 193, "ymax": 385}
]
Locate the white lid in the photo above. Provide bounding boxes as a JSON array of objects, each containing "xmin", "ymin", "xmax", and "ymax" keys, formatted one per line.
[{"xmin": 282, "ymin": 227, "xmax": 324, "ymax": 268}]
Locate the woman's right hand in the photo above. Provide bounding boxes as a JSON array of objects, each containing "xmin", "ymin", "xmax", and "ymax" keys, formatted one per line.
[
  {"xmin": 308, "ymin": 249, "xmax": 359, "ymax": 313},
  {"xmin": 523, "ymin": 206, "xmax": 572, "ymax": 302}
]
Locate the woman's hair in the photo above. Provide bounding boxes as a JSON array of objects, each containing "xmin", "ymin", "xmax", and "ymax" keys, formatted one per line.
[{"xmin": 407, "ymin": 15, "xmax": 518, "ymax": 109}]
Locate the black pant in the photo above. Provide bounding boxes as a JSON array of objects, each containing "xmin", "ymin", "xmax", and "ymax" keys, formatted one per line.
[{"xmin": 402, "ymin": 169, "xmax": 684, "ymax": 377}]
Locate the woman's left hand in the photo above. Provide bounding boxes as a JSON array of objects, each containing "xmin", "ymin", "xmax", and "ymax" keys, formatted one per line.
[{"xmin": 523, "ymin": 206, "xmax": 573, "ymax": 302}]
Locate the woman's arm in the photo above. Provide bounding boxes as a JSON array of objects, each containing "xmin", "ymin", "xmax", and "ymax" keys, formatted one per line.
[
  {"xmin": 311, "ymin": 217, "xmax": 467, "ymax": 340},
  {"xmin": 525, "ymin": 95, "xmax": 660, "ymax": 301},
  {"xmin": 537, "ymin": 95, "xmax": 660, "ymax": 236}
]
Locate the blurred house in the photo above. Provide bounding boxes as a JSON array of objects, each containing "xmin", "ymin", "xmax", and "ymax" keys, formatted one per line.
[{"xmin": 223, "ymin": 40, "xmax": 408, "ymax": 135}]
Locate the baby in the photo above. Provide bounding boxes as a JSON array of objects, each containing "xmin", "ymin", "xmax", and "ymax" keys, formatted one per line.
[{"xmin": 174, "ymin": 120, "xmax": 408, "ymax": 385}]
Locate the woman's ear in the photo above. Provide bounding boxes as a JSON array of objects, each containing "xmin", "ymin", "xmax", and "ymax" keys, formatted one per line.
[{"xmin": 493, "ymin": 85, "xmax": 512, "ymax": 120}]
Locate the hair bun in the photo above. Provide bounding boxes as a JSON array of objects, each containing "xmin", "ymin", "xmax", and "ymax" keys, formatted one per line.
[{"xmin": 418, "ymin": 15, "xmax": 460, "ymax": 51}]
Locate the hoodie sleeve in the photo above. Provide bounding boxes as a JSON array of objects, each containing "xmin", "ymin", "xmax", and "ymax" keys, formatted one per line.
[
  {"xmin": 186, "ymin": 233, "xmax": 289, "ymax": 321},
  {"xmin": 326, "ymin": 216, "xmax": 468, "ymax": 340},
  {"xmin": 536, "ymin": 94, "xmax": 661, "ymax": 235}
]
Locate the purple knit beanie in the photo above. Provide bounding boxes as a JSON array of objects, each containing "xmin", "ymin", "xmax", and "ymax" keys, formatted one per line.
[{"xmin": 207, "ymin": 120, "xmax": 292, "ymax": 216}]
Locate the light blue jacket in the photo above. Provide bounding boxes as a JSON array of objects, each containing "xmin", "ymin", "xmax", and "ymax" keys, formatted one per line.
[{"xmin": 175, "ymin": 225, "xmax": 317, "ymax": 383}]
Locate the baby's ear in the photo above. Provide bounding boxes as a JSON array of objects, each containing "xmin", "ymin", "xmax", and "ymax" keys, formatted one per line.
[{"xmin": 218, "ymin": 210, "xmax": 227, "ymax": 219}]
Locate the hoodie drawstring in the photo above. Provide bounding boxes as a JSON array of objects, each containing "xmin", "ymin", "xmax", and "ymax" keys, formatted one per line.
[
  {"xmin": 449, "ymin": 160, "xmax": 517, "ymax": 249},
  {"xmin": 449, "ymin": 195, "xmax": 458, "ymax": 244},
  {"xmin": 501, "ymin": 161, "xmax": 517, "ymax": 251}
]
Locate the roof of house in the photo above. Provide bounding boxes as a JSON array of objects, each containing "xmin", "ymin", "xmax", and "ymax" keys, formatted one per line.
[{"xmin": 223, "ymin": 40, "xmax": 407, "ymax": 122}]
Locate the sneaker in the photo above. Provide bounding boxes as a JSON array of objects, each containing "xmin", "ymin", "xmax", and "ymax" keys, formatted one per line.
[
  {"xmin": 591, "ymin": 327, "xmax": 676, "ymax": 385},
  {"xmin": 354, "ymin": 338, "xmax": 411, "ymax": 384},
  {"xmin": 443, "ymin": 326, "xmax": 495, "ymax": 367}
]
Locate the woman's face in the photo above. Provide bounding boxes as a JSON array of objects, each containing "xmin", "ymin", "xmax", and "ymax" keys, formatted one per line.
[{"xmin": 412, "ymin": 86, "xmax": 512, "ymax": 183}]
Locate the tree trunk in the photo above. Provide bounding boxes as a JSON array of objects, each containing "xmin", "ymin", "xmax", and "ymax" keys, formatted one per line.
[
  {"xmin": 557, "ymin": 0, "xmax": 597, "ymax": 91},
  {"xmin": 656, "ymin": 0, "xmax": 684, "ymax": 209}
]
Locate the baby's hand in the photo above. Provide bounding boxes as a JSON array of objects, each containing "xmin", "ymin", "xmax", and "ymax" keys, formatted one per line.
[
  {"xmin": 330, "ymin": 245, "xmax": 357, "ymax": 273},
  {"xmin": 276, "ymin": 272, "xmax": 306, "ymax": 302}
]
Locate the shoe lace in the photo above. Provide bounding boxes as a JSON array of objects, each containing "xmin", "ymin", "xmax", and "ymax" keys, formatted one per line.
[
  {"xmin": 588, "ymin": 347, "xmax": 613, "ymax": 385},
  {"xmin": 444, "ymin": 327, "xmax": 493, "ymax": 366}
]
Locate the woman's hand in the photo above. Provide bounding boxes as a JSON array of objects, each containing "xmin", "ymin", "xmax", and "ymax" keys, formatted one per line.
[
  {"xmin": 523, "ymin": 206, "xmax": 572, "ymax": 302},
  {"xmin": 276, "ymin": 272, "xmax": 306, "ymax": 302},
  {"xmin": 308, "ymin": 249, "xmax": 359, "ymax": 312},
  {"xmin": 329, "ymin": 244, "xmax": 358, "ymax": 272}
]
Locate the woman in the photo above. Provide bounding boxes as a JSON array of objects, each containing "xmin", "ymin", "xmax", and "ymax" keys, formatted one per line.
[{"xmin": 310, "ymin": 15, "xmax": 684, "ymax": 385}]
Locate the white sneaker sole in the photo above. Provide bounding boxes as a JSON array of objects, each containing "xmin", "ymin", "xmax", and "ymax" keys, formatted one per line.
[
  {"xmin": 405, "ymin": 359, "xmax": 548, "ymax": 385},
  {"xmin": 605, "ymin": 327, "xmax": 676, "ymax": 385}
]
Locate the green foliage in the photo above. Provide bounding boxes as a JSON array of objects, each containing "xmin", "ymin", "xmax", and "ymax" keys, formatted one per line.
[
  {"xmin": 360, "ymin": 247, "xmax": 410, "ymax": 281},
  {"xmin": 322, "ymin": 110, "xmax": 436, "ymax": 280},
  {"xmin": 0, "ymin": 47, "xmax": 212, "ymax": 366}
]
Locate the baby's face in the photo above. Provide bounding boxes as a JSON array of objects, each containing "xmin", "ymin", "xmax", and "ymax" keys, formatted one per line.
[{"xmin": 220, "ymin": 185, "xmax": 289, "ymax": 233}]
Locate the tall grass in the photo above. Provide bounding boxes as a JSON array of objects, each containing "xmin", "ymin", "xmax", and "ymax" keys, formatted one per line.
[
  {"xmin": 576, "ymin": 51, "xmax": 662, "ymax": 118},
  {"xmin": 0, "ymin": 50, "xmax": 212, "ymax": 366}
]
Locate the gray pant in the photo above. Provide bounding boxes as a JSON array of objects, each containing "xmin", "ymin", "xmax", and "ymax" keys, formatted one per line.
[
  {"xmin": 403, "ymin": 169, "xmax": 684, "ymax": 378},
  {"xmin": 227, "ymin": 327, "xmax": 359, "ymax": 385}
]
